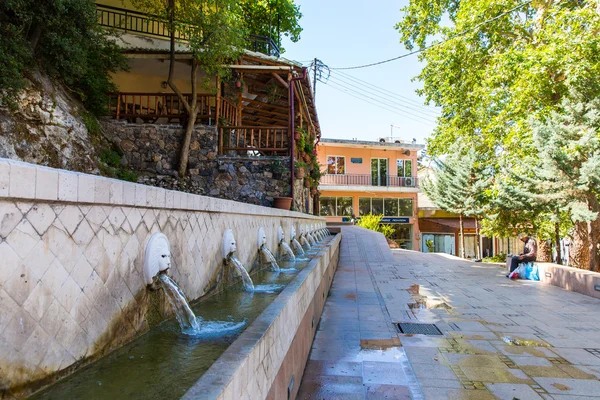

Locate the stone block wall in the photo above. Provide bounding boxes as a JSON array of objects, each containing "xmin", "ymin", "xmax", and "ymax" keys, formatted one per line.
[
  {"xmin": 100, "ymin": 120, "xmax": 312, "ymax": 209},
  {"xmin": 0, "ymin": 159, "xmax": 324, "ymax": 397}
]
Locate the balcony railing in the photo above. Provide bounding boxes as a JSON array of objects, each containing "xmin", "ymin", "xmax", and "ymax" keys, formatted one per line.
[
  {"xmin": 319, "ymin": 174, "xmax": 419, "ymax": 188},
  {"xmin": 96, "ymin": 4, "xmax": 280, "ymax": 57},
  {"xmin": 106, "ymin": 92, "xmax": 239, "ymax": 125},
  {"xmin": 219, "ymin": 126, "xmax": 289, "ymax": 156}
]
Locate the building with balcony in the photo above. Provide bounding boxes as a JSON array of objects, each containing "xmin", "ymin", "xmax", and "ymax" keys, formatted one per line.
[
  {"xmin": 316, "ymin": 138, "xmax": 424, "ymax": 250},
  {"xmin": 93, "ymin": 1, "xmax": 321, "ymax": 212}
]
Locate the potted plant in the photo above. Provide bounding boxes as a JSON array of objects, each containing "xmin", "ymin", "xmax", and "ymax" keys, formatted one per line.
[
  {"xmin": 273, "ymin": 196, "xmax": 293, "ymax": 210},
  {"xmin": 304, "ymin": 177, "xmax": 311, "ymax": 188},
  {"xmin": 295, "ymin": 161, "xmax": 307, "ymax": 179},
  {"xmin": 269, "ymin": 160, "xmax": 285, "ymax": 180}
]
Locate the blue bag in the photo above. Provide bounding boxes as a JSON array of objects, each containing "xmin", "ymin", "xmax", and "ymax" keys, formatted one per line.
[{"xmin": 522, "ymin": 262, "xmax": 540, "ymax": 281}]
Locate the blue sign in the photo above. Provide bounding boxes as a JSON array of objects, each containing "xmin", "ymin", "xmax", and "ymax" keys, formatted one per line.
[
  {"xmin": 381, "ymin": 217, "xmax": 410, "ymax": 223},
  {"xmin": 350, "ymin": 158, "xmax": 362, "ymax": 164}
]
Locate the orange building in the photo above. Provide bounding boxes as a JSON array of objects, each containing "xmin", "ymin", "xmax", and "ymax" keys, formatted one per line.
[{"xmin": 317, "ymin": 138, "xmax": 425, "ymax": 250}]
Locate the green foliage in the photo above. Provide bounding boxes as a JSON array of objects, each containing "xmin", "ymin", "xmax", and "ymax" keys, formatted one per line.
[
  {"xmin": 240, "ymin": 0, "xmax": 302, "ymax": 52},
  {"xmin": 269, "ymin": 160, "xmax": 286, "ymax": 174},
  {"xmin": 99, "ymin": 149, "xmax": 137, "ymax": 183},
  {"xmin": 132, "ymin": 0, "xmax": 248, "ymax": 81},
  {"xmin": 482, "ymin": 253, "xmax": 507, "ymax": 263},
  {"xmin": 356, "ymin": 214, "xmax": 396, "ymax": 238},
  {"xmin": 0, "ymin": 0, "xmax": 127, "ymax": 115},
  {"xmin": 397, "ymin": 1, "xmax": 600, "ymax": 159},
  {"xmin": 82, "ymin": 111, "xmax": 102, "ymax": 137}
]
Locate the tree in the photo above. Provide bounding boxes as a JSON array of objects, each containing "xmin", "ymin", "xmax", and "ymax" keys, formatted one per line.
[
  {"xmin": 0, "ymin": 0, "xmax": 126, "ymax": 114},
  {"xmin": 131, "ymin": 0, "xmax": 247, "ymax": 177},
  {"xmin": 527, "ymin": 93, "xmax": 600, "ymax": 270},
  {"xmin": 422, "ymin": 143, "xmax": 489, "ymax": 258},
  {"xmin": 396, "ymin": 0, "xmax": 600, "ymax": 159},
  {"xmin": 240, "ymin": 0, "xmax": 302, "ymax": 51},
  {"xmin": 131, "ymin": 0, "xmax": 303, "ymax": 177}
]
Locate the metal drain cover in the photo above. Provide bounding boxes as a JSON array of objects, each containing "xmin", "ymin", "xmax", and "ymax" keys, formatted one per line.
[{"xmin": 397, "ymin": 323, "xmax": 442, "ymax": 335}]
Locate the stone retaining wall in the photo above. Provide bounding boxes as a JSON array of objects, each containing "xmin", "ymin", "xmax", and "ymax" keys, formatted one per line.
[
  {"xmin": 100, "ymin": 120, "xmax": 313, "ymax": 210},
  {"xmin": 0, "ymin": 158, "xmax": 324, "ymax": 397}
]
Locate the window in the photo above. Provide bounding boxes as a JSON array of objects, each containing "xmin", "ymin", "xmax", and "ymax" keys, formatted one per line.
[
  {"xmin": 397, "ymin": 159, "xmax": 413, "ymax": 177},
  {"xmin": 398, "ymin": 199, "xmax": 413, "ymax": 216},
  {"xmin": 319, "ymin": 197, "xmax": 353, "ymax": 216},
  {"xmin": 359, "ymin": 198, "xmax": 371, "ymax": 216},
  {"xmin": 327, "ymin": 156, "xmax": 345, "ymax": 174},
  {"xmin": 357, "ymin": 197, "xmax": 413, "ymax": 217}
]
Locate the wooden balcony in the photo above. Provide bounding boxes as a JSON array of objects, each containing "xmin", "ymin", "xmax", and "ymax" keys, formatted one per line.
[
  {"xmin": 107, "ymin": 92, "xmax": 238, "ymax": 125},
  {"xmin": 219, "ymin": 126, "xmax": 289, "ymax": 156},
  {"xmin": 319, "ymin": 174, "xmax": 419, "ymax": 188}
]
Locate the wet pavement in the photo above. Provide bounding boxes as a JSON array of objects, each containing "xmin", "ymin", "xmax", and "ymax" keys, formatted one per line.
[{"xmin": 297, "ymin": 226, "xmax": 600, "ymax": 399}]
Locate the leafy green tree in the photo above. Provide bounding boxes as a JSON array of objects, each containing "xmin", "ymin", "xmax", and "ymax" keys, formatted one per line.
[
  {"xmin": 0, "ymin": 0, "xmax": 126, "ymax": 114},
  {"xmin": 422, "ymin": 143, "xmax": 489, "ymax": 258},
  {"xmin": 396, "ymin": 0, "xmax": 600, "ymax": 159},
  {"xmin": 131, "ymin": 0, "xmax": 247, "ymax": 177},
  {"xmin": 526, "ymin": 93, "xmax": 600, "ymax": 270},
  {"xmin": 240, "ymin": 0, "xmax": 302, "ymax": 51}
]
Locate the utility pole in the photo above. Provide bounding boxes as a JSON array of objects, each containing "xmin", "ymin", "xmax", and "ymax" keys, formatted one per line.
[{"xmin": 312, "ymin": 57, "xmax": 318, "ymax": 102}]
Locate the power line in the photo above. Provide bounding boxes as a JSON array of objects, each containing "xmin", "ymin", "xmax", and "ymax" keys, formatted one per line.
[
  {"xmin": 319, "ymin": 78, "xmax": 437, "ymax": 127},
  {"xmin": 334, "ymin": 69, "xmax": 440, "ymax": 112},
  {"xmin": 330, "ymin": 0, "xmax": 533, "ymax": 70},
  {"xmin": 328, "ymin": 71, "xmax": 440, "ymax": 117}
]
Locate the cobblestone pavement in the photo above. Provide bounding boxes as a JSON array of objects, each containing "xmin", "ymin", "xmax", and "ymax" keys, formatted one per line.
[{"xmin": 298, "ymin": 226, "xmax": 600, "ymax": 400}]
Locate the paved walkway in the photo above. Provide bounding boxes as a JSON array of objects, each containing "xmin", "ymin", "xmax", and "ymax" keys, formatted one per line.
[{"xmin": 297, "ymin": 226, "xmax": 600, "ymax": 400}]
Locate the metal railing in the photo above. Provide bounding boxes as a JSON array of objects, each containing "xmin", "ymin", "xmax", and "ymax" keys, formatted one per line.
[
  {"xmin": 106, "ymin": 93, "xmax": 238, "ymax": 125},
  {"xmin": 219, "ymin": 126, "xmax": 289, "ymax": 155},
  {"xmin": 96, "ymin": 4, "xmax": 280, "ymax": 57},
  {"xmin": 246, "ymin": 34, "xmax": 281, "ymax": 58},
  {"xmin": 319, "ymin": 174, "xmax": 419, "ymax": 188}
]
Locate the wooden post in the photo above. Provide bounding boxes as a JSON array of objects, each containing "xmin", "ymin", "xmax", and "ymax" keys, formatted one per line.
[
  {"xmin": 116, "ymin": 94, "xmax": 121, "ymax": 120},
  {"xmin": 215, "ymin": 73, "xmax": 221, "ymax": 126},
  {"xmin": 237, "ymin": 73, "xmax": 244, "ymax": 125}
]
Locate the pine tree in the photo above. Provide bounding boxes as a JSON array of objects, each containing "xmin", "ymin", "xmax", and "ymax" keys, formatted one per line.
[
  {"xmin": 423, "ymin": 143, "xmax": 489, "ymax": 258},
  {"xmin": 526, "ymin": 93, "xmax": 600, "ymax": 271}
]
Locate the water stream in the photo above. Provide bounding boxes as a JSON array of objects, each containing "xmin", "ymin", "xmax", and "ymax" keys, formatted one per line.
[
  {"xmin": 228, "ymin": 255, "xmax": 255, "ymax": 291},
  {"xmin": 300, "ymin": 236, "xmax": 312, "ymax": 250},
  {"xmin": 291, "ymin": 238, "xmax": 305, "ymax": 256},
  {"xmin": 278, "ymin": 242, "xmax": 296, "ymax": 263},
  {"xmin": 260, "ymin": 246, "xmax": 280, "ymax": 272},
  {"xmin": 158, "ymin": 274, "xmax": 201, "ymax": 332},
  {"xmin": 307, "ymin": 233, "xmax": 316, "ymax": 246}
]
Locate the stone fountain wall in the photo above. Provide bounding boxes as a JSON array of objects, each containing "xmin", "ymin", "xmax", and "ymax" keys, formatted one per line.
[{"xmin": 0, "ymin": 158, "xmax": 324, "ymax": 398}]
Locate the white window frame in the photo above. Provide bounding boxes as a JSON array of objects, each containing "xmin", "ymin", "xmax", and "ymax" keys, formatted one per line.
[
  {"xmin": 326, "ymin": 155, "xmax": 346, "ymax": 175},
  {"xmin": 397, "ymin": 159, "xmax": 413, "ymax": 177}
]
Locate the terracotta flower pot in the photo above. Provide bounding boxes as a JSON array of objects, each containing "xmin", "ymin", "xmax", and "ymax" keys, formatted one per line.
[
  {"xmin": 295, "ymin": 167, "xmax": 305, "ymax": 179},
  {"xmin": 303, "ymin": 154, "xmax": 311, "ymax": 163},
  {"xmin": 294, "ymin": 131, "xmax": 301, "ymax": 140},
  {"xmin": 304, "ymin": 177, "xmax": 311, "ymax": 188},
  {"xmin": 273, "ymin": 196, "xmax": 292, "ymax": 210}
]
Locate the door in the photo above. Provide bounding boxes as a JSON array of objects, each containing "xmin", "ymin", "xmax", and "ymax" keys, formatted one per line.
[{"xmin": 371, "ymin": 158, "xmax": 388, "ymax": 186}]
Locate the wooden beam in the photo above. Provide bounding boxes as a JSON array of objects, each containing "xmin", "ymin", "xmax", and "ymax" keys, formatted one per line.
[
  {"xmin": 242, "ymin": 105, "xmax": 289, "ymax": 117},
  {"xmin": 244, "ymin": 98, "xmax": 289, "ymax": 112},
  {"xmin": 271, "ymin": 72, "xmax": 289, "ymax": 89}
]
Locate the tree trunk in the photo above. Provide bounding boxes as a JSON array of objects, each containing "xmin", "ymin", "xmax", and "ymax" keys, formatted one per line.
[
  {"xmin": 178, "ymin": 59, "xmax": 199, "ymax": 178},
  {"xmin": 554, "ymin": 218, "xmax": 561, "ymax": 264},
  {"xmin": 475, "ymin": 217, "xmax": 480, "ymax": 259},
  {"xmin": 459, "ymin": 213, "xmax": 465, "ymax": 258},
  {"xmin": 537, "ymin": 238, "xmax": 551, "ymax": 262},
  {"xmin": 28, "ymin": 23, "xmax": 43, "ymax": 53},
  {"xmin": 571, "ymin": 221, "xmax": 591, "ymax": 270}
]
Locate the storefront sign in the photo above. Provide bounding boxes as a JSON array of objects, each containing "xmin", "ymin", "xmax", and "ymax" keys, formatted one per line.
[
  {"xmin": 381, "ymin": 217, "xmax": 409, "ymax": 223},
  {"xmin": 350, "ymin": 158, "xmax": 362, "ymax": 164}
]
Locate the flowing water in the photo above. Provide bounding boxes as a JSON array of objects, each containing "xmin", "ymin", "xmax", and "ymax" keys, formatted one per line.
[
  {"xmin": 307, "ymin": 233, "xmax": 316, "ymax": 246},
  {"xmin": 300, "ymin": 236, "xmax": 312, "ymax": 250},
  {"xmin": 158, "ymin": 274, "xmax": 201, "ymax": 332},
  {"xmin": 30, "ymin": 261, "xmax": 312, "ymax": 400},
  {"xmin": 291, "ymin": 238, "xmax": 305, "ymax": 256},
  {"xmin": 278, "ymin": 242, "xmax": 296, "ymax": 263},
  {"xmin": 228, "ymin": 256, "xmax": 255, "ymax": 291},
  {"xmin": 260, "ymin": 246, "xmax": 280, "ymax": 272}
]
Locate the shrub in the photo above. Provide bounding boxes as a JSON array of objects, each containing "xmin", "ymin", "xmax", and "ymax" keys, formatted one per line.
[
  {"xmin": 482, "ymin": 253, "xmax": 507, "ymax": 263},
  {"xmin": 356, "ymin": 214, "xmax": 396, "ymax": 238}
]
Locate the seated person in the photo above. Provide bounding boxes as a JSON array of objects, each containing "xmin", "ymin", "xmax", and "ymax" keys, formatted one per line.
[{"xmin": 507, "ymin": 234, "xmax": 537, "ymax": 277}]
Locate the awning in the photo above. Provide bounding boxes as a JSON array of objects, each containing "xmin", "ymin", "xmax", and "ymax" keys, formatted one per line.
[{"xmin": 420, "ymin": 218, "xmax": 476, "ymax": 229}]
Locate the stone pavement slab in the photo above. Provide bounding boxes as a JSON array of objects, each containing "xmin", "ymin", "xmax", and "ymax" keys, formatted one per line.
[{"xmin": 298, "ymin": 226, "xmax": 600, "ymax": 399}]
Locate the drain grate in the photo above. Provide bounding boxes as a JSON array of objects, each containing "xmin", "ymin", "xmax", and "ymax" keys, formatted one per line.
[{"xmin": 397, "ymin": 323, "xmax": 442, "ymax": 335}]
